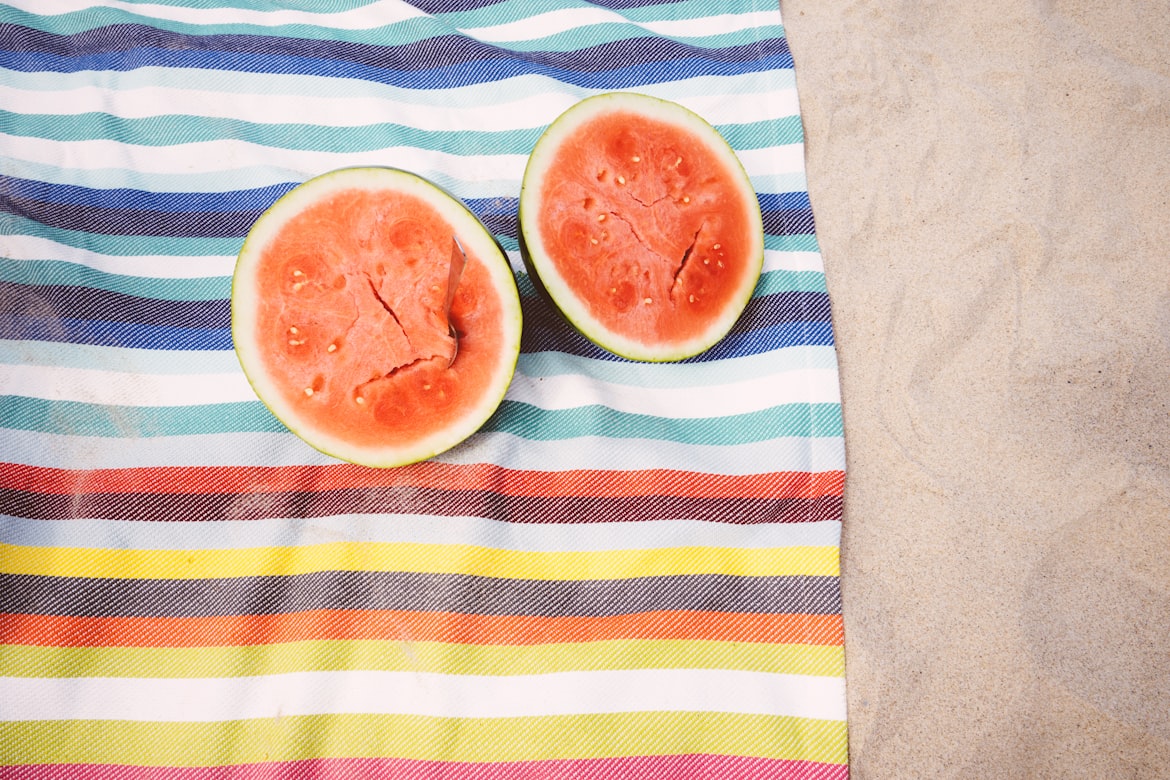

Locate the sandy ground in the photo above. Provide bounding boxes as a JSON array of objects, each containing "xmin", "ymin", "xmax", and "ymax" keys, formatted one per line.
[{"xmin": 782, "ymin": 1, "xmax": 1170, "ymax": 776}]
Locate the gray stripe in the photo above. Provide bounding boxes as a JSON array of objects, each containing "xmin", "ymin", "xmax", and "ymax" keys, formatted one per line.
[{"xmin": 0, "ymin": 572, "xmax": 843, "ymax": 618}]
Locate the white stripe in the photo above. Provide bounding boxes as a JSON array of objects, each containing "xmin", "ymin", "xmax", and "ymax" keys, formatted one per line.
[
  {"xmin": 505, "ymin": 368, "xmax": 840, "ymax": 416},
  {"xmin": 11, "ymin": 0, "xmax": 428, "ymax": 29},
  {"xmin": 5, "ymin": 362, "xmax": 837, "ymax": 411},
  {"xmin": 2, "ymin": 135, "xmax": 531, "ymax": 182},
  {"xmin": 1, "ymin": 68, "xmax": 794, "ymax": 111},
  {"xmin": 448, "ymin": 433, "xmax": 845, "ymax": 475},
  {"xmin": 461, "ymin": 9, "xmax": 778, "ymax": 43},
  {"xmin": 0, "ymin": 513, "xmax": 843, "ymax": 553},
  {"xmin": 764, "ymin": 250, "xmax": 824, "ymax": 273},
  {"xmin": 3, "ymin": 137, "xmax": 802, "ymax": 191},
  {"xmin": 1, "ymin": 235, "xmax": 234, "ymax": 278},
  {"xmin": 0, "ymin": 365, "xmax": 253, "ymax": 406},
  {"xmin": 2, "ymin": 228, "xmax": 816, "ymax": 281},
  {"xmin": 0, "ymin": 83, "xmax": 799, "ymax": 130},
  {"xmin": 0, "ymin": 669, "xmax": 845, "ymax": 722},
  {"xmin": 3, "ymin": 430, "xmax": 846, "ymax": 473},
  {"xmin": 0, "ymin": 84, "xmax": 579, "ymax": 133}
]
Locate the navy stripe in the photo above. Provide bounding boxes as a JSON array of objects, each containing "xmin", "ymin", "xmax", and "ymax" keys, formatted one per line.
[
  {"xmin": 1, "ymin": 279, "xmax": 825, "ymax": 332},
  {"xmin": 1, "ymin": 25, "xmax": 787, "ymax": 68},
  {"xmin": 404, "ymin": 0, "xmax": 512, "ymax": 13},
  {"xmin": 2, "ymin": 184, "xmax": 807, "ymax": 217},
  {"xmin": 758, "ymin": 192, "xmax": 812, "ymax": 211},
  {"xmin": 0, "ymin": 295, "xmax": 832, "ymax": 356},
  {"xmin": 3, "ymin": 198, "xmax": 812, "ymax": 243},
  {"xmin": 0, "ymin": 27, "xmax": 792, "ymax": 86},
  {"xmin": 0, "ymin": 282, "xmax": 228, "ymax": 327},
  {"xmin": 0, "ymin": 24, "xmax": 789, "ymax": 68},
  {"xmin": 762, "ymin": 208, "xmax": 816, "ymax": 238},
  {"xmin": 0, "ymin": 175, "xmax": 296, "ymax": 212},
  {"xmin": 1, "ymin": 485, "xmax": 840, "ymax": 525},
  {"xmin": 0, "ymin": 314, "xmax": 831, "ymax": 356},
  {"xmin": 0, "ymin": 315, "xmax": 233, "ymax": 350},
  {"xmin": 2, "ymin": 196, "xmax": 262, "ymax": 238},
  {"xmin": 520, "ymin": 291, "xmax": 835, "ymax": 361}
]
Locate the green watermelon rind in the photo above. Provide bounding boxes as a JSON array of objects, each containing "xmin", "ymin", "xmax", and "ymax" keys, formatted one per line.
[
  {"xmin": 518, "ymin": 91, "xmax": 765, "ymax": 363},
  {"xmin": 231, "ymin": 166, "xmax": 523, "ymax": 469}
]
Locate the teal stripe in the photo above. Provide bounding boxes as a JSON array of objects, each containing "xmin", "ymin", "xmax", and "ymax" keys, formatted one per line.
[
  {"xmin": 3, "ymin": 7, "xmax": 444, "ymax": 47},
  {"xmin": 441, "ymin": 0, "xmax": 769, "ymax": 27},
  {"xmin": 719, "ymin": 116, "xmax": 805, "ymax": 150},
  {"xmin": 1, "ymin": 214, "xmax": 242, "ymax": 257},
  {"xmin": 1, "ymin": 111, "xmax": 545, "ymax": 155},
  {"xmin": 0, "ymin": 398, "xmax": 281, "ymax": 437},
  {"xmin": 0, "ymin": 339, "xmax": 242, "ymax": 374},
  {"xmin": 766, "ymin": 234, "xmax": 820, "ymax": 252},
  {"xmin": 493, "ymin": 401, "xmax": 842, "ymax": 443},
  {"xmin": 757, "ymin": 269, "xmax": 827, "ymax": 294},
  {"xmin": 0, "ymin": 259, "xmax": 229, "ymax": 301},
  {"xmin": 0, "ymin": 396, "xmax": 842, "ymax": 442},
  {"xmin": 0, "ymin": 512, "xmax": 842, "ymax": 553},
  {"xmin": 1, "ymin": 428, "xmax": 844, "ymax": 473},
  {"xmin": 3, "ymin": 110, "xmax": 795, "ymax": 155}
]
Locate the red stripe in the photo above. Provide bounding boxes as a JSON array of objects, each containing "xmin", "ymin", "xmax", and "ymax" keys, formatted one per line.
[
  {"xmin": 0, "ymin": 755, "xmax": 849, "ymax": 779},
  {"xmin": 0, "ymin": 610, "xmax": 845, "ymax": 649},
  {"xmin": 0, "ymin": 462, "xmax": 844, "ymax": 500}
]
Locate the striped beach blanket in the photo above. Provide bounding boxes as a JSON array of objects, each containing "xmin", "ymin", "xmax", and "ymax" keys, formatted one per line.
[{"xmin": 0, "ymin": 0, "xmax": 848, "ymax": 777}]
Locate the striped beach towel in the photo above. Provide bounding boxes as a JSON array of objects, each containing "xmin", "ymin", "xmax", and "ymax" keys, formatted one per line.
[{"xmin": 0, "ymin": 0, "xmax": 848, "ymax": 777}]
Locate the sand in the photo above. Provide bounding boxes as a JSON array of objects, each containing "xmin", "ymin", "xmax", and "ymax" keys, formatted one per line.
[{"xmin": 782, "ymin": 0, "xmax": 1170, "ymax": 776}]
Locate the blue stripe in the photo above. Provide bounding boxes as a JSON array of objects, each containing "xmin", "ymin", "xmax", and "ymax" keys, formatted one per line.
[
  {"xmin": 0, "ymin": 316, "xmax": 233, "ymax": 350},
  {"xmin": 0, "ymin": 314, "xmax": 832, "ymax": 356},
  {"xmin": 3, "ymin": 192, "xmax": 812, "ymax": 242},
  {"xmin": 2, "ymin": 276, "xmax": 827, "ymax": 343},
  {"xmin": 0, "ymin": 49, "xmax": 794, "ymax": 90},
  {"xmin": 1, "ymin": 25, "xmax": 788, "ymax": 68},
  {"xmin": 0, "ymin": 27, "xmax": 793, "ymax": 88},
  {"xmin": 521, "ymin": 318, "xmax": 837, "ymax": 362},
  {"xmin": 0, "ymin": 175, "xmax": 295, "ymax": 212}
]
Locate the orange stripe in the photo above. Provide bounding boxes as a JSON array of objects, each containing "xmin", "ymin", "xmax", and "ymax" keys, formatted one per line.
[
  {"xmin": 0, "ymin": 463, "xmax": 844, "ymax": 500},
  {"xmin": 0, "ymin": 611, "xmax": 844, "ymax": 649}
]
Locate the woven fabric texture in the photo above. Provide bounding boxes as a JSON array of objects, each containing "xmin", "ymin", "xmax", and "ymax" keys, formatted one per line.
[{"xmin": 0, "ymin": 0, "xmax": 848, "ymax": 776}]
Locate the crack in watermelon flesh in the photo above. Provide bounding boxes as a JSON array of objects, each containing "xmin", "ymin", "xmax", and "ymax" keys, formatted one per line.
[
  {"xmin": 251, "ymin": 187, "xmax": 503, "ymax": 449},
  {"xmin": 536, "ymin": 110, "xmax": 757, "ymax": 346}
]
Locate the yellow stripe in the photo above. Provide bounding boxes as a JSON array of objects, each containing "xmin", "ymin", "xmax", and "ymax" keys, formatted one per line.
[
  {"xmin": 0, "ymin": 639, "xmax": 846, "ymax": 679},
  {"xmin": 0, "ymin": 542, "xmax": 839, "ymax": 580},
  {"xmin": 0, "ymin": 712, "xmax": 849, "ymax": 766}
]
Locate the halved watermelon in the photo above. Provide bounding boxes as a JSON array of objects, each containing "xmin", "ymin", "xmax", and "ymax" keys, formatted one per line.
[
  {"xmin": 232, "ymin": 167, "xmax": 522, "ymax": 468},
  {"xmin": 519, "ymin": 92, "xmax": 764, "ymax": 362}
]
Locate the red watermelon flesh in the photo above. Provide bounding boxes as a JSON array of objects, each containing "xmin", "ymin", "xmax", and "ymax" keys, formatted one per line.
[
  {"xmin": 520, "ymin": 93, "xmax": 764, "ymax": 362},
  {"xmin": 232, "ymin": 168, "xmax": 522, "ymax": 468}
]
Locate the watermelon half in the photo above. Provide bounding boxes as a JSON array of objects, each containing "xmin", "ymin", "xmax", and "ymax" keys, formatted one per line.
[
  {"xmin": 519, "ymin": 92, "xmax": 764, "ymax": 362},
  {"xmin": 232, "ymin": 167, "xmax": 522, "ymax": 468}
]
